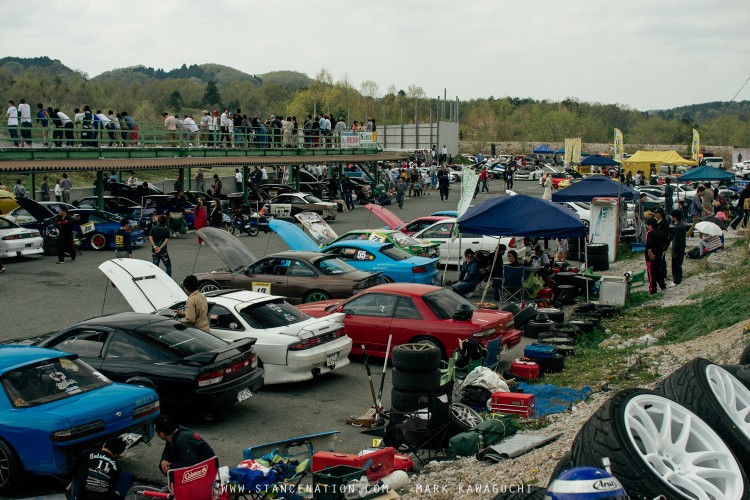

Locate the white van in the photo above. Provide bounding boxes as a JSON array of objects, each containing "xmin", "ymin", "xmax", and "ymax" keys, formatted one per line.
[{"xmin": 702, "ymin": 157, "xmax": 724, "ymax": 169}]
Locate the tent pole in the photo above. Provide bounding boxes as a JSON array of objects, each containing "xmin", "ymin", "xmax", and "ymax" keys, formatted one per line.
[
  {"xmin": 479, "ymin": 240, "xmax": 501, "ymax": 303},
  {"xmin": 585, "ymin": 241, "xmax": 590, "ymax": 303}
]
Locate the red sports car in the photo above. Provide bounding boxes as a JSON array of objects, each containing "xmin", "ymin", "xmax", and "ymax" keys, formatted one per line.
[
  {"xmin": 399, "ymin": 216, "xmax": 450, "ymax": 236},
  {"xmin": 549, "ymin": 172, "xmax": 573, "ymax": 189},
  {"xmin": 364, "ymin": 204, "xmax": 449, "ymax": 236},
  {"xmin": 297, "ymin": 283, "xmax": 521, "ymax": 361}
]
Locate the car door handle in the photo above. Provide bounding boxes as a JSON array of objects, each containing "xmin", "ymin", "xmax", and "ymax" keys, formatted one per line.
[
  {"xmin": 274, "ymin": 281, "xmax": 284, "ymax": 284},
  {"xmin": 471, "ymin": 241, "xmax": 480, "ymax": 244}
]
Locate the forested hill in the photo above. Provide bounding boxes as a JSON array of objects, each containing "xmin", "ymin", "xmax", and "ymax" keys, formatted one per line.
[{"xmin": 649, "ymin": 101, "xmax": 750, "ymax": 123}]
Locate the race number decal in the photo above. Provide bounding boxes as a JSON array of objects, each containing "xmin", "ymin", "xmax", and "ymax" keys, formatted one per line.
[
  {"xmin": 355, "ymin": 250, "xmax": 368, "ymax": 261},
  {"xmin": 368, "ymin": 233, "xmax": 387, "ymax": 243},
  {"xmin": 80, "ymin": 222, "xmax": 95, "ymax": 235},
  {"xmin": 252, "ymin": 282, "xmax": 272, "ymax": 294}
]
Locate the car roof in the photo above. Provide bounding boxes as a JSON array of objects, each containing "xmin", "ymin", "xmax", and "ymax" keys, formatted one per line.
[
  {"xmin": 364, "ymin": 283, "xmax": 442, "ymax": 295},
  {"xmin": 0, "ymin": 345, "xmax": 72, "ymax": 374},
  {"xmin": 206, "ymin": 289, "xmax": 282, "ymax": 304},
  {"xmin": 76, "ymin": 312, "xmax": 175, "ymax": 328}
]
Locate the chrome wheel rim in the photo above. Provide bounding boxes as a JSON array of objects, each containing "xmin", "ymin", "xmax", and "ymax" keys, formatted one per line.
[
  {"xmin": 624, "ymin": 393, "xmax": 744, "ymax": 499},
  {"xmin": 401, "ymin": 343, "xmax": 434, "ymax": 352},
  {"xmin": 305, "ymin": 292, "xmax": 329, "ymax": 302},
  {"xmin": 705, "ymin": 364, "xmax": 750, "ymax": 440},
  {"xmin": 451, "ymin": 403, "xmax": 483, "ymax": 428}
]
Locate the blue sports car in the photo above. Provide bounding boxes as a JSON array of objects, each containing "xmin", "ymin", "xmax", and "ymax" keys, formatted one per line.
[
  {"xmin": 0, "ymin": 345, "xmax": 160, "ymax": 492},
  {"xmin": 270, "ymin": 220, "xmax": 439, "ymax": 284}
]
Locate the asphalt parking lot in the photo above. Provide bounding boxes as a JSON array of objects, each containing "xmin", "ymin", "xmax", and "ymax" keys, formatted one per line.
[{"xmin": 1, "ymin": 176, "xmax": 543, "ymax": 495}]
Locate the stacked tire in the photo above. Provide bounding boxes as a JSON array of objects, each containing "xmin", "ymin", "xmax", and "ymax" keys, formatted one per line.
[
  {"xmin": 567, "ymin": 237, "xmax": 585, "ymax": 262},
  {"xmin": 391, "ymin": 343, "xmax": 442, "ymax": 413},
  {"xmin": 584, "ymin": 243, "xmax": 609, "ymax": 271},
  {"xmin": 549, "ymin": 358, "xmax": 750, "ymax": 498}
]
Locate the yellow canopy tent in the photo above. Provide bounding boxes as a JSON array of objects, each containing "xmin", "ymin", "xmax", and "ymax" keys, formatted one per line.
[{"xmin": 621, "ymin": 150, "xmax": 697, "ymax": 177}]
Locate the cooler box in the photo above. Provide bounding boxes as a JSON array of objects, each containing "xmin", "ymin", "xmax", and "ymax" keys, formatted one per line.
[
  {"xmin": 313, "ymin": 465, "xmax": 364, "ymax": 500},
  {"xmin": 510, "ymin": 358, "xmax": 541, "ymax": 380},
  {"xmin": 524, "ymin": 343, "xmax": 558, "ymax": 359},
  {"xmin": 393, "ymin": 453, "xmax": 413, "ymax": 472},
  {"xmin": 599, "ymin": 275, "xmax": 628, "ymax": 307},
  {"xmin": 490, "ymin": 392, "xmax": 536, "ymax": 418},
  {"xmin": 313, "ymin": 447, "xmax": 395, "ymax": 480}
]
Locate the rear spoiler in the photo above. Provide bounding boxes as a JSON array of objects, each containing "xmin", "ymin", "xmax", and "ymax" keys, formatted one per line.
[{"xmin": 185, "ymin": 337, "xmax": 256, "ymax": 365}]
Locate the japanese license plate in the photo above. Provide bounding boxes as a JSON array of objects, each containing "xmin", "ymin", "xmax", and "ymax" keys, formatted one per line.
[
  {"xmin": 237, "ymin": 388, "xmax": 253, "ymax": 402},
  {"xmin": 326, "ymin": 353, "xmax": 338, "ymax": 368}
]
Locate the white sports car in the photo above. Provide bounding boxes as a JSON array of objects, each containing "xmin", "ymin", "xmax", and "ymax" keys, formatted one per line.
[
  {"xmin": 0, "ymin": 216, "xmax": 43, "ymax": 258},
  {"xmin": 100, "ymin": 259, "xmax": 352, "ymax": 385}
]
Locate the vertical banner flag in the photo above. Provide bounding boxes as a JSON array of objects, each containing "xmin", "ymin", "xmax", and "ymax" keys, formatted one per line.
[
  {"xmin": 614, "ymin": 129, "xmax": 624, "ymax": 163},
  {"xmin": 692, "ymin": 129, "xmax": 700, "ymax": 161},
  {"xmin": 564, "ymin": 139, "xmax": 573, "ymax": 164},
  {"xmin": 572, "ymin": 138, "xmax": 582, "ymax": 164},
  {"xmin": 457, "ymin": 168, "xmax": 480, "ymax": 218}
]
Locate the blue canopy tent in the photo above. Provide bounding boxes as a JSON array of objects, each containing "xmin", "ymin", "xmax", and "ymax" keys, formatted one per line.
[
  {"xmin": 552, "ymin": 175, "xmax": 638, "ymax": 202},
  {"xmin": 555, "ymin": 148, "xmax": 565, "ymax": 154},
  {"xmin": 677, "ymin": 166, "xmax": 734, "ymax": 183},
  {"xmin": 580, "ymin": 154, "xmax": 620, "ymax": 166},
  {"xmin": 458, "ymin": 194, "xmax": 587, "ymax": 302},
  {"xmin": 533, "ymin": 144, "xmax": 555, "ymax": 154}
]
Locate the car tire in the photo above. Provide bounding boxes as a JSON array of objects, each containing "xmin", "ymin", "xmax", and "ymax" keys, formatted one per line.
[
  {"xmin": 595, "ymin": 304, "xmax": 620, "ymax": 318},
  {"xmin": 536, "ymin": 307, "xmax": 564, "ymax": 323},
  {"xmin": 0, "ymin": 439, "xmax": 23, "ymax": 493},
  {"xmin": 391, "ymin": 387, "xmax": 425, "ymax": 412},
  {"xmin": 303, "ymin": 290, "xmax": 331, "ymax": 303},
  {"xmin": 548, "ymin": 451, "xmax": 575, "ymax": 485},
  {"xmin": 391, "ymin": 368, "xmax": 441, "ymax": 393},
  {"xmin": 524, "ymin": 321, "xmax": 552, "ymax": 339},
  {"xmin": 552, "ymin": 272, "xmax": 576, "ymax": 287},
  {"xmin": 391, "ymin": 343, "xmax": 441, "ymax": 373},
  {"xmin": 570, "ymin": 388, "xmax": 750, "ymax": 499},
  {"xmin": 585, "ymin": 253, "xmax": 608, "ymax": 265},
  {"xmin": 500, "ymin": 303, "xmax": 521, "ymax": 317},
  {"xmin": 548, "ymin": 323, "xmax": 582, "ymax": 339},
  {"xmin": 570, "ymin": 312, "xmax": 601, "ymax": 326},
  {"xmin": 513, "ymin": 306, "xmax": 537, "ymax": 329},
  {"xmin": 89, "ymin": 232, "xmax": 108, "ymax": 251},
  {"xmin": 450, "ymin": 403, "xmax": 484, "ymax": 432},
  {"xmin": 586, "ymin": 243, "xmax": 608, "ymax": 256},
  {"xmin": 198, "ymin": 280, "xmax": 221, "ymax": 293},
  {"xmin": 591, "ymin": 261, "xmax": 610, "ymax": 272},
  {"xmin": 568, "ymin": 318, "xmax": 595, "ymax": 334},
  {"xmin": 657, "ymin": 358, "xmax": 750, "ymax": 469},
  {"xmin": 740, "ymin": 342, "xmax": 750, "ymax": 365},
  {"xmin": 526, "ymin": 354, "xmax": 565, "ymax": 373},
  {"xmin": 492, "ymin": 486, "xmax": 546, "ymax": 500},
  {"xmin": 720, "ymin": 364, "xmax": 750, "ymax": 390},
  {"xmin": 411, "ymin": 336, "xmax": 447, "ymax": 361}
]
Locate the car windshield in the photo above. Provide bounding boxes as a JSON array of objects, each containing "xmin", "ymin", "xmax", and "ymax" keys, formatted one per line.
[
  {"xmin": 314, "ymin": 256, "xmax": 356, "ymax": 274},
  {"xmin": 135, "ymin": 322, "xmax": 227, "ymax": 357},
  {"xmin": 0, "ymin": 217, "xmax": 19, "ymax": 229},
  {"xmin": 239, "ymin": 299, "xmax": 309, "ymax": 329},
  {"xmin": 1, "ymin": 356, "xmax": 110, "ymax": 408},
  {"xmin": 304, "ymin": 195, "xmax": 323, "ymax": 203},
  {"xmin": 422, "ymin": 289, "xmax": 476, "ymax": 320},
  {"xmin": 573, "ymin": 202, "xmax": 590, "ymax": 210},
  {"xmin": 380, "ymin": 246, "xmax": 411, "ymax": 261}
]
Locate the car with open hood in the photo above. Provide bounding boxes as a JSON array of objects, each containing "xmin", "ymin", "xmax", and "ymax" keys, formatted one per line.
[
  {"xmin": 270, "ymin": 219, "xmax": 439, "ymax": 284},
  {"xmin": 76, "ymin": 195, "xmax": 147, "ymax": 224},
  {"xmin": 3, "ymin": 201, "xmax": 74, "ymax": 225},
  {"xmin": 364, "ymin": 204, "xmax": 454, "ymax": 237},
  {"xmin": 0, "ymin": 216, "xmax": 43, "ymax": 258},
  {"xmin": 194, "ymin": 227, "xmax": 386, "ymax": 303},
  {"xmin": 266, "ymin": 192, "xmax": 337, "ymax": 220},
  {"xmin": 297, "ymin": 284, "xmax": 521, "ymax": 361},
  {"xmin": 99, "ymin": 259, "xmax": 352, "ymax": 385},
  {"xmin": 38, "ymin": 312, "xmax": 262, "ymax": 418},
  {"xmin": 0, "ymin": 345, "xmax": 159, "ymax": 493}
]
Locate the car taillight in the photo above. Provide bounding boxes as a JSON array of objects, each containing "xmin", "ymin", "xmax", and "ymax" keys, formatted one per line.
[
  {"xmin": 133, "ymin": 400, "xmax": 160, "ymax": 420},
  {"xmin": 2, "ymin": 234, "xmax": 21, "ymax": 240},
  {"xmin": 508, "ymin": 238, "xmax": 517, "ymax": 248},
  {"xmin": 289, "ymin": 329, "xmax": 345, "ymax": 350},
  {"xmin": 52, "ymin": 420, "xmax": 105, "ymax": 442},
  {"xmin": 412, "ymin": 266, "xmax": 426, "ymax": 273},
  {"xmin": 474, "ymin": 327, "xmax": 496, "ymax": 339},
  {"xmin": 197, "ymin": 355, "xmax": 255, "ymax": 387}
]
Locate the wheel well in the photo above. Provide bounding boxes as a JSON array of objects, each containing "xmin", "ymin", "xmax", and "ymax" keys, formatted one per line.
[{"xmin": 409, "ymin": 335, "xmax": 447, "ymax": 360}]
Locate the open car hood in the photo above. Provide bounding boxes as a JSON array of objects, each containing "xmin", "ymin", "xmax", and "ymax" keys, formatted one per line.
[
  {"xmin": 197, "ymin": 227, "xmax": 258, "ymax": 270},
  {"xmin": 99, "ymin": 259, "xmax": 187, "ymax": 313},
  {"xmin": 269, "ymin": 219, "xmax": 319, "ymax": 252},
  {"xmin": 294, "ymin": 213, "xmax": 338, "ymax": 246},
  {"xmin": 364, "ymin": 204, "xmax": 404, "ymax": 230},
  {"xmin": 16, "ymin": 196, "xmax": 56, "ymax": 222}
]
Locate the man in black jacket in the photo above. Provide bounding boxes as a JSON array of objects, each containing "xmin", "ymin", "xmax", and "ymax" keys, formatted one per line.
[
  {"xmin": 68, "ymin": 436, "xmax": 130, "ymax": 499},
  {"xmin": 645, "ymin": 218, "xmax": 666, "ymax": 294},
  {"xmin": 155, "ymin": 415, "xmax": 215, "ymax": 475},
  {"xmin": 670, "ymin": 210, "xmax": 687, "ymax": 286}
]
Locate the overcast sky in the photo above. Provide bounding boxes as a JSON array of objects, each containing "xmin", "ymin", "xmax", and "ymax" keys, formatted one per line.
[{"xmin": 3, "ymin": 0, "xmax": 749, "ymax": 111}]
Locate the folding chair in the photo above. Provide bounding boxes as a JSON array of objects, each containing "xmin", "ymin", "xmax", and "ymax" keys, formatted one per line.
[
  {"xmin": 501, "ymin": 265, "xmax": 524, "ymax": 303},
  {"xmin": 137, "ymin": 456, "xmax": 222, "ymax": 500}
]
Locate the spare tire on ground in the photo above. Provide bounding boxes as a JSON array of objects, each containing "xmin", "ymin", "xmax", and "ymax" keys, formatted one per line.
[
  {"xmin": 391, "ymin": 367, "xmax": 441, "ymax": 393},
  {"xmin": 590, "ymin": 260, "xmax": 610, "ymax": 272},
  {"xmin": 524, "ymin": 320, "xmax": 554, "ymax": 339},
  {"xmin": 536, "ymin": 307, "xmax": 564, "ymax": 323},
  {"xmin": 657, "ymin": 358, "xmax": 750, "ymax": 470},
  {"xmin": 740, "ymin": 342, "xmax": 750, "ymax": 365},
  {"xmin": 570, "ymin": 388, "xmax": 750, "ymax": 498},
  {"xmin": 548, "ymin": 323, "xmax": 582, "ymax": 339},
  {"xmin": 568, "ymin": 318, "xmax": 595, "ymax": 334},
  {"xmin": 586, "ymin": 243, "xmax": 609, "ymax": 255},
  {"xmin": 513, "ymin": 306, "xmax": 538, "ymax": 329},
  {"xmin": 595, "ymin": 304, "xmax": 620, "ymax": 318},
  {"xmin": 391, "ymin": 343, "xmax": 441, "ymax": 373},
  {"xmin": 500, "ymin": 302, "xmax": 522, "ymax": 317},
  {"xmin": 552, "ymin": 272, "xmax": 576, "ymax": 287}
]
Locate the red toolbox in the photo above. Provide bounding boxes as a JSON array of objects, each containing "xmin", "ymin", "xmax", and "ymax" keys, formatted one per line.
[
  {"xmin": 490, "ymin": 391, "xmax": 536, "ymax": 418},
  {"xmin": 510, "ymin": 358, "xmax": 541, "ymax": 380},
  {"xmin": 393, "ymin": 453, "xmax": 413, "ymax": 472},
  {"xmin": 312, "ymin": 447, "xmax": 395, "ymax": 480}
]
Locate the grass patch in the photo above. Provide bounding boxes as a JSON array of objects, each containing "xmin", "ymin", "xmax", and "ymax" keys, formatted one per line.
[
  {"xmin": 623, "ymin": 290, "xmax": 659, "ymax": 310},
  {"xmin": 616, "ymin": 244, "xmax": 639, "ymax": 261}
]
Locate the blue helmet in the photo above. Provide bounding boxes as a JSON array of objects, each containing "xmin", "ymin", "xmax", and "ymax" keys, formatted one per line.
[{"xmin": 546, "ymin": 467, "xmax": 628, "ymax": 500}]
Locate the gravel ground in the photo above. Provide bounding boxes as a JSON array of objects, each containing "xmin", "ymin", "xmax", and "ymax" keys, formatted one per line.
[{"xmin": 401, "ymin": 241, "xmax": 750, "ymax": 499}]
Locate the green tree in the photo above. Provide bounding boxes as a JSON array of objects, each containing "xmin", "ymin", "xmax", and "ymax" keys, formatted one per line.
[
  {"xmin": 167, "ymin": 90, "xmax": 183, "ymax": 112},
  {"xmin": 202, "ymin": 80, "xmax": 222, "ymax": 107}
]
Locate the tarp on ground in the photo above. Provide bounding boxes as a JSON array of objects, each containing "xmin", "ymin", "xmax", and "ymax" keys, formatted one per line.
[
  {"xmin": 517, "ymin": 382, "xmax": 593, "ymax": 417},
  {"xmin": 580, "ymin": 154, "xmax": 619, "ymax": 166},
  {"xmin": 533, "ymin": 144, "xmax": 554, "ymax": 154},
  {"xmin": 676, "ymin": 165, "xmax": 735, "ymax": 182},
  {"xmin": 551, "ymin": 175, "xmax": 638, "ymax": 202},
  {"xmin": 458, "ymin": 194, "xmax": 587, "ymax": 238},
  {"xmin": 621, "ymin": 150, "xmax": 698, "ymax": 176}
]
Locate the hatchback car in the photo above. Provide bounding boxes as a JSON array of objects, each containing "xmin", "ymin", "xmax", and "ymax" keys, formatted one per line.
[
  {"xmin": 0, "ymin": 345, "xmax": 159, "ymax": 492},
  {"xmin": 195, "ymin": 227, "xmax": 386, "ymax": 303},
  {"xmin": 0, "ymin": 216, "xmax": 43, "ymax": 258},
  {"xmin": 298, "ymin": 284, "xmax": 521, "ymax": 362},
  {"xmin": 39, "ymin": 313, "xmax": 263, "ymax": 418},
  {"xmin": 100, "ymin": 259, "xmax": 352, "ymax": 385}
]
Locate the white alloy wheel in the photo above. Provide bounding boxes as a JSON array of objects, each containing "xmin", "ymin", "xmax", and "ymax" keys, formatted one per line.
[{"xmin": 705, "ymin": 364, "xmax": 750, "ymax": 440}]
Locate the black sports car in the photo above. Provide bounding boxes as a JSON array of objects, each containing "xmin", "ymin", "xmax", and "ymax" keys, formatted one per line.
[{"xmin": 39, "ymin": 313, "xmax": 264, "ymax": 418}]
